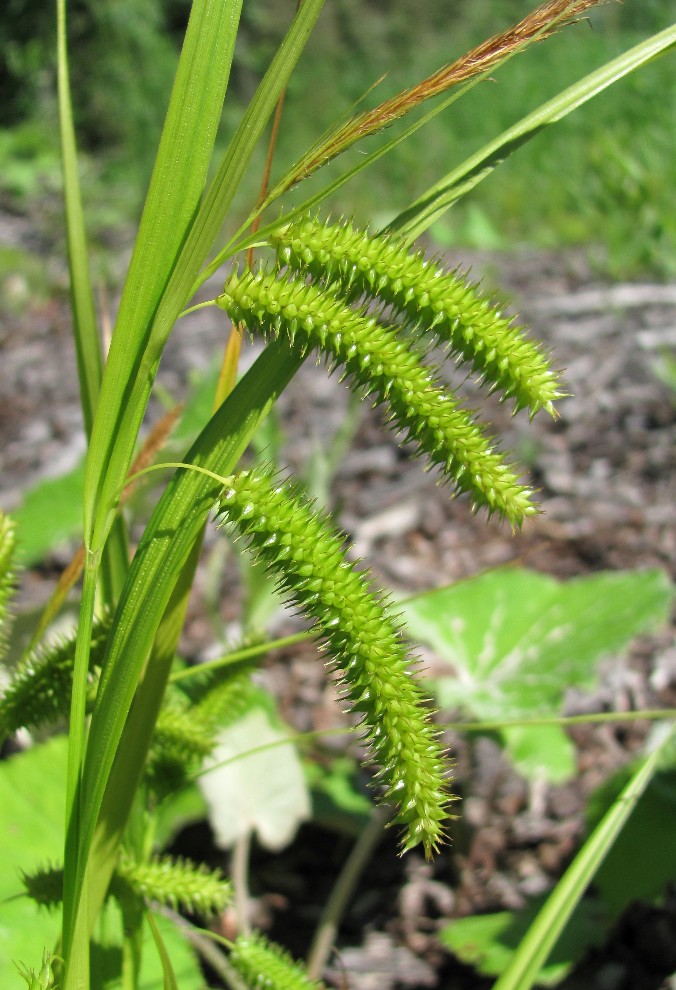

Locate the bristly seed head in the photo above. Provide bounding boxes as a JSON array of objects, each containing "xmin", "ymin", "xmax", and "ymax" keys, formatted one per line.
[
  {"xmin": 217, "ymin": 266, "xmax": 537, "ymax": 528},
  {"xmin": 270, "ymin": 215, "xmax": 565, "ymax": 418},
  {"xmin": 217, "ymin": 467, "xmax": 454, "ymax": 857}
]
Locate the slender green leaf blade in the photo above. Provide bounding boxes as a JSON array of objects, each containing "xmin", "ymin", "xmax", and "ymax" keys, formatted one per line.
[
  {"xmin": 146, "ymin": 913, "xmax": 180, "ymax": 990},
  {"xmin": 492, "ymin": 725, "xmax": 676, "ymax": 990},
  {"xmin": 85, "ymin": 0, "xmax": 325, "ymax": 557},
  {"xmin": 73, "ymin": 342, "xmax": 304, "ymax": 943},
  {"xmin": 83, "ymin": 0, "xmax": 244, "ymax": 552},
  {"xmin": 387, "ymin": 25, "xmax": 676, "ymax": 243},
  {"xmin": 56, "ymin": 0, "xmax": 102, "ymax": 440}
]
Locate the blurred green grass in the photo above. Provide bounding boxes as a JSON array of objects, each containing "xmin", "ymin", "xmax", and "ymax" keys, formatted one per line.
[{"xmin": 0, "ymin": 1, "xmax": 673, "ymax": 279}]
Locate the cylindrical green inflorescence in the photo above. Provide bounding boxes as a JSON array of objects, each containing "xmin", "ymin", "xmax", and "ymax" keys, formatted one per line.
[
  {"xmin": 217, "ymin": 269, "xmax": 537, "ymax": 527},
  {"xmin": 217, "ymin": 468, "xmax": 452, "ymax": 857},
  {"xmin": 229, "ymin": 932, "xmax": 324, "ymax": 990},
  {"xmin": 270, "ymin": 215, "xmax": 563, "ymax": 417},
  {"xmin": 114, "ymin": 853, "xmax": 232, "ymax": 917}
]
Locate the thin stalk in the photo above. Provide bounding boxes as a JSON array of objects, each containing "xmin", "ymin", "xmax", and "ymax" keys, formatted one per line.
[
  {"xmin": 442, "ymin": 709, "xmax": 676, "ymax": 733},
  {"xmin": 62, "ymin": 553, "xmax": 99, "ymax": 973},
  {"xmin": 216, "ymin": 23, "xmax": 295, "ymax": 405},
  {"xmin": 170, "ymin": 631, "xmax": 311, "ymax": 683},
  {"xmin": 306, "ymin": 805, "xmax": 392, "ymax": 980},
  {"xmin": 232, "ymin": 832, "xmax": 253, "ymax": 936}
]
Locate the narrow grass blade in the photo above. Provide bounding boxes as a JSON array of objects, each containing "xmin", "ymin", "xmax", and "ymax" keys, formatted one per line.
[
  {"xmin": 56, "ymin": 0, "xmax": 102, "ymax": 440},
  {"xmin": 57, "ymin": 0, "xmax": 129, "ymax": 607},
  {"xmin": 82, "ymin": 0, "xmax": 243, "ymax": 553},
  {"xmin": 147, "ymin": 912, "xmax": 180, "ymax": 990},
  {"xmin": 84, "ymin": 0, "xmax": 325, "ymax": 558},
  {"xmin": 492, "ymin": 723, "xmax": 676, "ymax": 990},
  {"xmin": 386, "ymin": 25, "xmax": 676, "ymax": 243},
  {"xmin": 70, "ymin": 341, "xmax": 305, "ymax": 953}
]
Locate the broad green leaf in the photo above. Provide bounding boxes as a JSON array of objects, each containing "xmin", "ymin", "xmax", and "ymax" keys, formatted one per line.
[
  {"xmin": 439, "ymin": 896, "xmax": 606, "ymax": 985},
  {"xmin": 401, "ymin": 568, "xmax": 672, "ymax": 721},
  {"xmin": 401, "ymin": 567, "xmax": 672, "ymax": 780},
  {"xmin": 501, "ymin": 724, "xmax": 575, "ymax": 783},
  {"xmin": 199, "ymin": 688, "xmax": 310, "ymax": 851},
  {"xmin": 0, "ymin": 737, "xmax": 67, "ymax": 983}
]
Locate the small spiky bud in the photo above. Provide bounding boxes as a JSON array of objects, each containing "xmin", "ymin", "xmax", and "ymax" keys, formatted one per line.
[
  {"xmin": 217, "ymin": 468, "xmax": 453, "ymax": 857},
  {"xmin": 15, "ymin": 951, "xmax": 56, "ymax": 990},
  {"xmin": 217, "ymin": 269, "xmax": 536, "ymax": 527},
  {"xmin": 271, "ymin": 215, "xmax": 563, "ymax": 417}
]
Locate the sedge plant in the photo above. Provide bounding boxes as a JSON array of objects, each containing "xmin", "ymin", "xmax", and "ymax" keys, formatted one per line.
[{"xmin": 1, "ymin": 1, "xmax": 674, "ymax": 987}]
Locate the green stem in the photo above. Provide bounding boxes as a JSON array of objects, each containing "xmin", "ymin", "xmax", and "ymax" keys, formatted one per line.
[
  {"xmin": 169, "ymin": 632, "xmax": 311, "ymax": 684},
  {"xmin": 306, "ymin": 805, "xmax": 392, "ymax": 980},
  {"xmin": 62, "ymin": 551, "xmax": 99, "ymax": 985},
  {"xmin": 232, "ymin": 832, "xmax": 252, "ymax": 936}
]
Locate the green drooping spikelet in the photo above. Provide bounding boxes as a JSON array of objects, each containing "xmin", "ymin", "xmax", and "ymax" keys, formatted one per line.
[
  {"xmin": 270, "ymin": 215, "xmax": 563, "ymax": 417},
  {"xmin": 0, "ymin": 512, "xmax": 17, "ymax": 661},
  {"xmin": 0, "ymin": 615, "xmax": 111, "ymax": 736},
  {"xmin": 145, "ymin": 696, "xmax": 217, "ymax": 799},
  {"xmin": 180, "ymin": 662, "xmax": 258, "ymax": 731},
  {"xmin": 113, "ymin": 853, "xmax": 232, "ymax": 916},
  {"xmin": 217, "ymin": 269, "xmax": 536, "ymax": 527},
  {"xmin": 24, "ymin": 855, "xmax": 231, "ymax": 918},
  {"xmin": 229, "ymin": 931, "xmax": 325, "ymax": 990},
  {"xmin": 146, "ymin": 668, "xmax": 259, "ymax": 797},
  {"xmin": 217, "ymin": 468, "xmax": 452, "ymax": 857}
]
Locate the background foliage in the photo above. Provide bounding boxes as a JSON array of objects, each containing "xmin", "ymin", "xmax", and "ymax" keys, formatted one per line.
[{"xmin": 1, "ymin": 0, "xmax": 674, "ymax": 275}]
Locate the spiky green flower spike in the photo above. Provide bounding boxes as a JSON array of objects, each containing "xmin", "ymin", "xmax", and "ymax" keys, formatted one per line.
[
  {"xmin": 217, "ymin": 468, "xmax": 453, "ymax": 857},
  {"xmin": 230, "ymin": 931, "xmax": 324, "ymax": 990},
  {"xmin": 270, "ymin": 215, "xmax": 563, "ymax": 417},
  {"xmin": 217, "ymin": 269, "xmax": 537, "ymax": 528}
]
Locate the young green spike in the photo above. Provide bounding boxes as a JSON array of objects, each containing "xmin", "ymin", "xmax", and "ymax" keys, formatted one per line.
[
  {"xmin": 217, "ymin": 269, "xmax": 537, "ymax": 528},
  {"xmin": 229, "ymin": 931, "xmax": 325, "ymax": 990},
  {"xmin": 0, "ymin": 616, "xmax": 111, "ymax": 736},
  {"xmin": 270, "ymin": 215, "xmax": 563, "ymax": 417},
  {"xmin": 217, "ymin": 467, "xmax": 453, "ymax": 857}
]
